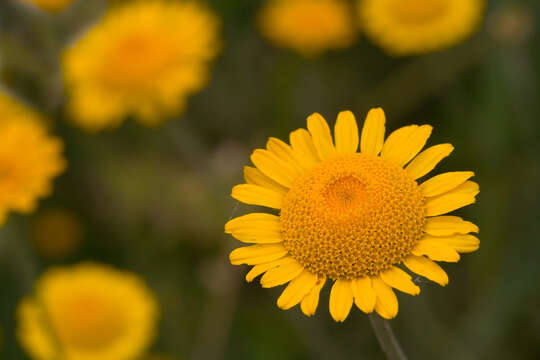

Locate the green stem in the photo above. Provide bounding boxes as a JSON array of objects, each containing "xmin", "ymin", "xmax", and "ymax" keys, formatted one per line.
[{"xmin": 368, "ymin": 314, "xmax": 408, "ymax": 360}]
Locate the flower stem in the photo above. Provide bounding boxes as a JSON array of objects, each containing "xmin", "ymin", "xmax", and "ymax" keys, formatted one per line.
[{"xmin": 368, "ymin": 314, "xmax": 408, "ymax": 360}]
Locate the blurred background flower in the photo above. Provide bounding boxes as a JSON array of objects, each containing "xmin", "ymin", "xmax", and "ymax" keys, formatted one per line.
[
  {"xmin": 0, "ymin": 91, "xmax": 66, "ymax": 226},
  {"xmin": 62, "ymin": 0, "xmax": 221, "ymax": 131},
  {"xmin": 358, "ymin": 0, "xmax": 486, "ymax": 55},
  {"xmin": 17, "ymin": 262, "xmax": 158, "ymax": 360},
  {"xmin": 258, "ymin": 0, "xmax": 356, "ymax": 57},
  {"xmin": 19, "ymin": 0, "xmax": 74, "ymax": 13}
]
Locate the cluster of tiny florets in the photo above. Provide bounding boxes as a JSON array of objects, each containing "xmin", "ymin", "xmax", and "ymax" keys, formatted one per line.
[{"xmin": 280, "ymin": 153, "xmax": 425, "ymax": 280}]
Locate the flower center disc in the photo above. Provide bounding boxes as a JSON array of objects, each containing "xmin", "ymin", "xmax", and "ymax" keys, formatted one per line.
[
  {"xmin": 280, "ymin": 153, "xmax": 426, "ymax": 280},
  {"xmin": 388, "ymin": 0, "xmax": 449, "ymax": 24},
  {"xmin": 53, "ymin": 293, "xmax": 127, "ymax": 350}
]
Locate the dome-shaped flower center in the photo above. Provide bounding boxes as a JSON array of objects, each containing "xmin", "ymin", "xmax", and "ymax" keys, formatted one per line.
[
  {"xmin": 280, "ymin": 153, "xmax": 426, "ymax": 280},
  {"xmin": 388, "ymin": 0, "xmax": 448, "ymax": 24},
  {"xmin": 53, "ymin": 293, "xmax": 127, "ymax": 350},
  {"xmin": 100, "ymin": 31, "xmax": 175, "ymax": 88}
]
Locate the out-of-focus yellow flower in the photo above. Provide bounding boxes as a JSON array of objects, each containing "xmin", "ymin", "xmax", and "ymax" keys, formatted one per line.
[
  {"xmin": 17, "ymin": 262, "xmax": 159, "ymax": 360},
  {"xmin": 0, "ymin": 92, "xmax": 66, "ymax": 226},
  {"xmin": 32, "ymin": 208, "xmax": 83, "ymax": 258},
  {"xmin": 258, "ymin": 0, "xmax": 356, "ymax": 57},
  {"xmin": 21, "ymin": 0, "xmax": 73, "ymax": 13},
  {"xmin": 358, "ymin": 0, "xmax": 485, "ymax": 56},
  {"xmin": 226, "ymin": 108, "xmax": 479, "ymax": 321},
  {"xmin": 63, "ymin": 0, "xmax": 220, "ymax": 132}
]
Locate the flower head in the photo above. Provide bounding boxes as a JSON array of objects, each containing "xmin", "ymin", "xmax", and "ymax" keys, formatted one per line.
[
  {"xmin": 0, "ymin": 92, "xmax": 66, "ymax": 226},
  {"xmin": 17, "ymin": 262, "xmax": 159, "ymax": 360},
  {"xmin": 62, "ymin": 0, "xmax": 220, "ymax": 131},
  {"xmin": 258, "ymin": 0, "xmax": 356, "ymax": 57},
  {"xmin": 358, "ymin": 0, "xmax": 485, "ymax": 55},
  {"xmin": 21, "ymin": 0, "xmax": 73, "ymax": 13},
  {"xmin": 226, "ymin": 108, "xmax": 479, "ymax": 321}
]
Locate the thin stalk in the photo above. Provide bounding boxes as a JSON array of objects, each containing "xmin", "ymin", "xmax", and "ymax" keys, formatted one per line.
[{"xmin": 368, "ymin": 314, "xmax": 407, "ymax": 360}]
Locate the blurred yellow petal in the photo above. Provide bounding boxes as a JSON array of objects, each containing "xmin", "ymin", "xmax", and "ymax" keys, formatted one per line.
[{"xmin": 334, "ymin": 111, "xmax": 359, "ymax": 154}]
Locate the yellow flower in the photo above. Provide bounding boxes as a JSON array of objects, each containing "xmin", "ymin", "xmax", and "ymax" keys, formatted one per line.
[
  {"xmin": 0, "ymin": 92, "xmax": 66, "ymax": 226},
  {"xmin": 62, "ymin": 0, "xmax": 220, "ymax": 131},
  {"xmin": 358, "ymin": 0, "xmax": 485, "ymax": 55},
  {"xmin": 226, "ymin": 108, "xmax": 479, "ymax": 321},
  {"xmin": 22, "ymin": 0, "xmax": 73, "ymax": 13},
  {"xmin": 32, "ymin": 208, "xmax": 83, "ymax": 258},
  {"xmin": 17, "ymin": 262, "xmax": 159, "ymax": 360},
  {"xmin": 258, "ymin": 0, "xmax": 356, "ymax": 56}
]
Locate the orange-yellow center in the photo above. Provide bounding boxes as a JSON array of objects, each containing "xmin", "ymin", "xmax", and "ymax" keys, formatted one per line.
[
  {"xmin": 100, "ymin": 31, "xmax": 175, "ymax": 88},
  {"xmin": 388, "ymin": 0, "xmax": 448, "ymax": 24},
  {"xmin": 280, "ymin": 153, "xmax": 426, "ymax": 280},
  {"xmin": 53, "ymin": 293, "xmax": 127, "ymax": 350}
]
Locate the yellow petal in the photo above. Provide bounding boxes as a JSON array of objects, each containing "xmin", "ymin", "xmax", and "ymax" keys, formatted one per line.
[
  {"xmin": 229, "ymin": 244, "xmax": 288, "ymax": 265},
  {"xmin": 381, "ymin": 125, "xmax": 432, "ymax": 167},
  {"xmin": 424, "ymin": 234, "xmax": 480, "ymax": 253},
  {"xmin": 372, "ymin": 277, "xmax": 398, "ymax": 319},
  {"xmin": 425, "ymin": 216, "xmax": 479, "ymax": 236},
  {"xmin": 307, "ymin": 113, "xmax": 336, "ymax": 160},
  {"xmin": 405, "ymin": 144, "xmax": 454, "ymax": 180},
  {"xmin": 225, "ymin": 213, "xmax": 282, "ymax": 244},
  {"xmin": 425, "ymin": 181, "xmax": 479, "ymax": 216},
  {"xmin": 251, "ymin": 149, "xmax": 299, "ymax": 188},
  {"xmin": 402, "ymin": 255, "xmax": 448, "ymax": 286},
  {"xmin": 411, "ymin": 240, "xmax": 461, "ymax": 262},
  {"xmin": 260, "ymin": 257, "xmax": 304, "ymax": 288},
  {"xmin": 289, "ymin": 128, "xmax": 320, "ymax": 170},
  {"xmin": 334, "ymin": 110, "xmax": 359, "ymax": 154},
  {"xmin": 244, "ymin": 166, "xmax": 288, "ymax": 195},
  {"xmin": 277, "ymin": 270, "xmax": 319, "ymax": 310},
  {"xmin": 351, "ymin": 277, "xmax": 376, "ymax": 313},
  {"xmin": 329, "ymin": 279, "xmax": 354, "ymax": 322},
  {"xmin": 360, "ymin": 107, "xmax": 385, "ymax": 156},
  {"xmin": 380, "ymin": 266, "xmax": 420, "ymax": 295},
  {"xmin": 300, "ymin": 277, "xmax": 326, "ymax": 316},
  {"xmin": 419, "ymin": 171, "xmax": 475, "ymax": 198},
  {"xmin": 245, "ymin": 258, "xmax": 286, "ymax": 282},
  {"xmin": 231, "ymin": 184, "xmax": 283, "ymax": 209},
  {"xmin": 266, "ymin": 137, "xmax": 302, "ymax": 169}
]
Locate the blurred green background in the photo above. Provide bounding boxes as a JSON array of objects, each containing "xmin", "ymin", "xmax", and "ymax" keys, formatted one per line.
[{"xmin": 1, "ymin": 0, "xmax": 539, "ymax": 359}]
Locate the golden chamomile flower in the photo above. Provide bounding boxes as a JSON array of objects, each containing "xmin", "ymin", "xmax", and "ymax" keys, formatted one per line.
[
  {"xmin": 21, "ymin": 0, "xmax": 73, "ymax": 13},
  {"xmin": 358, "ymin": 0, "xmax": 486, "ymax": 55},
  {"xmin": 226, "ymin": 108, "xmax": 479, "ymax": 321},
  {"xmin": 258, "ymin": 0, "xmax": 356, "ymax": 57},
  {"xmin": 0, "ymin": 92, "xmax": 66, "ymax": 226},
  {"xmin": 17, "ymin": 262, "xmax": 158, "ymax": 360},
  {"xmin": 63, "ymin": 0, "xmax": 220, "ymax": 132}
]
